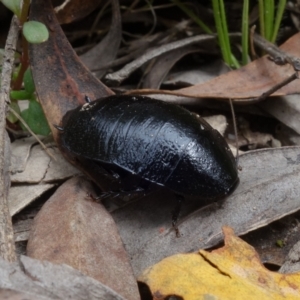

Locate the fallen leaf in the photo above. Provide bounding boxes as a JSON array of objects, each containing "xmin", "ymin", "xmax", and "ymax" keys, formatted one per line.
[
  {"xmin": 241, "ymin": 216, "xmax": 300, "ymax": 269},
  {"xmin": 139, "ymin": 226, "xmax": 300, "ymax": 300},
  {"xmin": 163, "ymin": 60, "xmax": 229, "ymax": 87},
  {"xmin": 27, "ymin": 176, "xmax": 139, "ymax": 300},
  {"xmin": 29, "ymin": 0, "xmax": 113, "ymax": 142},
  {"xmin": 9, "ymin": 184, "xmax": 54, "ymax": 216},
  {"xmin": 204, "ymin": 115, "xmax": 227, "ymax": 136},
  {"xmin": 10, "ymin": 136, "xmax": 35, "ymax": 174},
  {"xmin": 29, "ymin": 0, "xmax": 114, "ymax": 192},
  {"xmin": 0, "ymin": 289, "xmax": 45, "ymax": 300},
  {"xmin": 9, "ymin": 137, "xmax": 80, "ymax": 216},
  {"xmin": 105, "ymin": 34, "xmax": 218, "ymax": 86},
  {"xmin": 142, "ymin": 45, "xmax": 200, "ymax": 89},
  {"xmin": 280, "ymin": 239, "xmax": 300, "ymax": 274},
  {"xmin": 80, "ymin": 0, "xmax": 122, "ymax": 79},
  {"xmin": 11, "ymin": 144, "xmax": 79, "ymax": 183},
  {"xmin": 54, "ymin": 0, "xmax": 103, "ymax": 24},
  {"xmin": 110, "ymin": 146, "xmax": 300, "ymax": 276},
  {"xmin": 13, "ymin": 219, "xmax": 32, "ymax": 242},
  {"xmin": 259, "ymin": 95, "xmax": 300, "ymax": 135},
  {"xmin": 129, "ymin": 32, "xmax": 300, "ymax": 100},
  {"xmin": 0, "ymin": 255, "xmax": 126, "ymax": 299}
]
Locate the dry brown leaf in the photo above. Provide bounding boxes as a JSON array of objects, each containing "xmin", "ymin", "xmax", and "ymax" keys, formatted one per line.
[
  {"xmin": 11, "ymin": 143, "xmax": 79, "ymax": 183},
  {"xmin": 54, "ymin": 0, "xmax": 103, "ymax": 24},
  {"xmin": 130, "ymin": 32, "xmax": 300, "ymax": 100},
  {"xmin": 27, "ymin": 176, "xmax": 139, "ymax": 300},
  {"xmin": 29, "ymin": 0, "xmax": 113, "ymax": 143},
  {"xmin": 280, "ymin": 240, "xmax": 300, "ymax": 274},
  {"xmin": 0, "ymin": 255, "xmax": 126, "ymax": 299},
  {"xmin": 9, "ymin": 138, "xmax": 80, "ymax": 217},
  {"xmin": 9, "ymin": 184, "xmax": 54, "ymax": 216},
  {"xmin": 29, "ymin": 0, "xmax": 114, "ymax": 193},
  {"xmin": 142, "ymin": 45, "xmax": 200, "ymax": 89},
  {"xmin": 0, "ymin": 289, "xmax": 47, "ymax": 300},
  {"xmin": 109, "ymin": 146, "xmax": 300, "ymax": 276},
  {"xmin": 259, "ymin": 95, "xmax": 300, "ymax": 135},
  {"xmin": 163, "ymin": 60, "xmax": 229, "ymax": 87},
  {"xmin": 14, "ymin": 219, "xmax": 32, "ymax": 242},
  {"xmin": 10, "ymin": 136, "xmax": 35, "ymax": 174},
  {"xmin": 80, "ymin": 0, "xmax": 122, "ymax": 79},
  {"xmin": 139, "ymin": 227, "xmax": 300, "ymax": 300}
]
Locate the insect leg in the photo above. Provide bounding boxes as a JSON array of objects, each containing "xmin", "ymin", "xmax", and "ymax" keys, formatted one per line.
[
  {"xmin": 172, "ymin": 195, "xmax": 184, "ymax": 237},
  {"xmin": 85, "ymin": 95, "xmax": 91, "ymax": 103}
]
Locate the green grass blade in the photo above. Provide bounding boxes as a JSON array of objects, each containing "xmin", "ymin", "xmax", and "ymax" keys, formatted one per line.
[
  {"xmin": 258, "ymin": 0, "xmax": 265, "ymax": 38},
  {"xmin": 212, "ymin": 0, "xmax": 231, "ymax": 65},
  {"xmin": 271, "ymin": 0, "xmax": 287, "ymax": 43},
  {"xmin": 241, "ymin": 0, "xmax": 249, "ymax": 65},
  {"xmin": 264, "ymin": 0, "xmax": 275, "ymax": 41}
]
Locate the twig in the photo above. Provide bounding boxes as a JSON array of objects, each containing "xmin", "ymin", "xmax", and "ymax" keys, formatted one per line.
[
  {"xmin": 0, "ymin": 16, "xmax": 19, "ymax": 262},
  {"xmin": 105, "ymin": 34, "xmax": 218, "ymax": 86},
  {"xmin": 235, "ymin": 72, "xmax": 299, "ymax": 104},
  {"xmin": 253, "ymin": 32, "xmax": 300, "ymax": 71},
  {"xmin": 255, "ymin": 72, "xmax": 299, "ymax": 101}
]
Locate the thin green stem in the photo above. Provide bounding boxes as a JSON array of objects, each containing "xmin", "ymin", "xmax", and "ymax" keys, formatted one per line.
[
  {"xmin": 230, "ymin": 53, "xmax": 240, "ymax": 69},
  {"xmin": 19, "ymin": 0, "xmax": 30, "ymax": 25},
  {"xmin": 218, "ymin": 0, "xmax": 231, "ymax": 63},
  {"xmin": 264, "ymin": 0, "xmax": 275, "ymax": 41},
  {"xmin": 241, "ymin": 0, "xmax": 249, "ymax": 65},
  {"xmin": 212, "ymin": 0, "xmax": 231, "ymax": 66},
  {"xmin": 258, "ymin": 0, "xmax": 265, "ymax": 38},
  {"xmin": 271, "ymin": 0, "xmax": 287, "ymax": 43}
]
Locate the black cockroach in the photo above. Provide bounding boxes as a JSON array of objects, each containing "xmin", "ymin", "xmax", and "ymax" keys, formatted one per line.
[{"xmin": 57, "ymin": 95, "xmax": 239, "ymax": 232}]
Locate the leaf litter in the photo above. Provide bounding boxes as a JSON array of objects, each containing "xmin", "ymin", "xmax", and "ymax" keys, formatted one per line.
[
  {"xmin": 4, "ymin": 0, "xmax": 300, "ymax": 298},
  {"xmin": 139, "ymin": 227, "xmax": 300, "ymax": 300}
]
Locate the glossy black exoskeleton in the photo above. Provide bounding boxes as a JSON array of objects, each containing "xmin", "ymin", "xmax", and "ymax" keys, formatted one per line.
[{"xmin": 58, "ymin": 95, "xmax": 239, "ymax": 230}]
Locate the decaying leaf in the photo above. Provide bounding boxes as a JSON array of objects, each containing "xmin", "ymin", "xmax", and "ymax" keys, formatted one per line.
[
  {"xmin": 9, "ymin": 184, "xmax": 54, "ymax": 216},
  {"xmin": 105, "ymin": 34, "xmax": 218, "ymax": 86},
  {"xmin": 10, "ymin": 136, "xmax": 35, "ymax": 174},
  {"xmin": 129, "ymin": 32, "xmax": 300, "ymax": 100},
  {"xmin": 9, "ymin": 137, "xmax": 80, "ymax": 215},
  {"xmin": 14, "ymin": 219, "xmax": 32, "ymax": 242},
  {"xmin": 11, "ymin": 144, "xmax": 79, "ymax": 183},
  {"xmin": 163, "ymin": 60, "xmax": 229, "ymax": 87},
  {"xmin": 259, "ymin": 95, "xmax": 300, "ymax": 135},
  {"xmin": 0, "ymin": 255, "xmax": 126, "ymax": 299},
  {"xmin": 142, "ymin": 45, "xmax": 200, "ymax": 89},
  {"xmin": 139, "ymin": 227, "xmax": 300, "ymax": 300},
  {"xmin": 280, "ymin": 239, "xmax": 300, "ymax": 274},
  {"xmin": 29, "ymin": 0, "xmax": 114, "ymax": 193},
  {"xmin": 111, "ymin": 146, "xmax": 300, "ymax": 276},
  {"xmin": 80, "ymin": 0, "xmax": 122, "ymax": 79},
  {"xmin": 29, "ymin": 0, "xmax": 113, "ymax": 143},
  {"xmin": 27, "ymin": 176, "xmax": 139, "ymax": 300},
  {"xmin": 55, "ymin": 0, "xmax": 103, "ymax": 24}
]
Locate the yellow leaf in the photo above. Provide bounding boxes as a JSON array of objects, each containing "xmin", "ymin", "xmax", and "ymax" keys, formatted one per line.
[{"xmin": 139, "ymin": 226, "xmax": 300, "ymax": 300}]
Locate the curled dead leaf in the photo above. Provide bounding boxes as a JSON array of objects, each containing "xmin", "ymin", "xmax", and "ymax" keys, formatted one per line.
[{"xmin": 27, "ymin": 176, "xmax": 139, "ymax": 300}]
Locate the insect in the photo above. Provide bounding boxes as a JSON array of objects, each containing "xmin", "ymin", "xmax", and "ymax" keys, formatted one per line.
[{"xmin": 57, "ymin": 95, "xmax": 239, "ymax": 232}]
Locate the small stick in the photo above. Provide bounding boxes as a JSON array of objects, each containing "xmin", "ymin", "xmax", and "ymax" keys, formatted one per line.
[
  {"xmin": 253, "ymin": 33, "xmax": 300, "ymax": 71},
  {"xmin": 0, "ymin": 16, "xmax": 19, "ymax": 262},
  {"xmin": 235, "ymin": 72, "xmax": 299, "ymax": 104}
]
